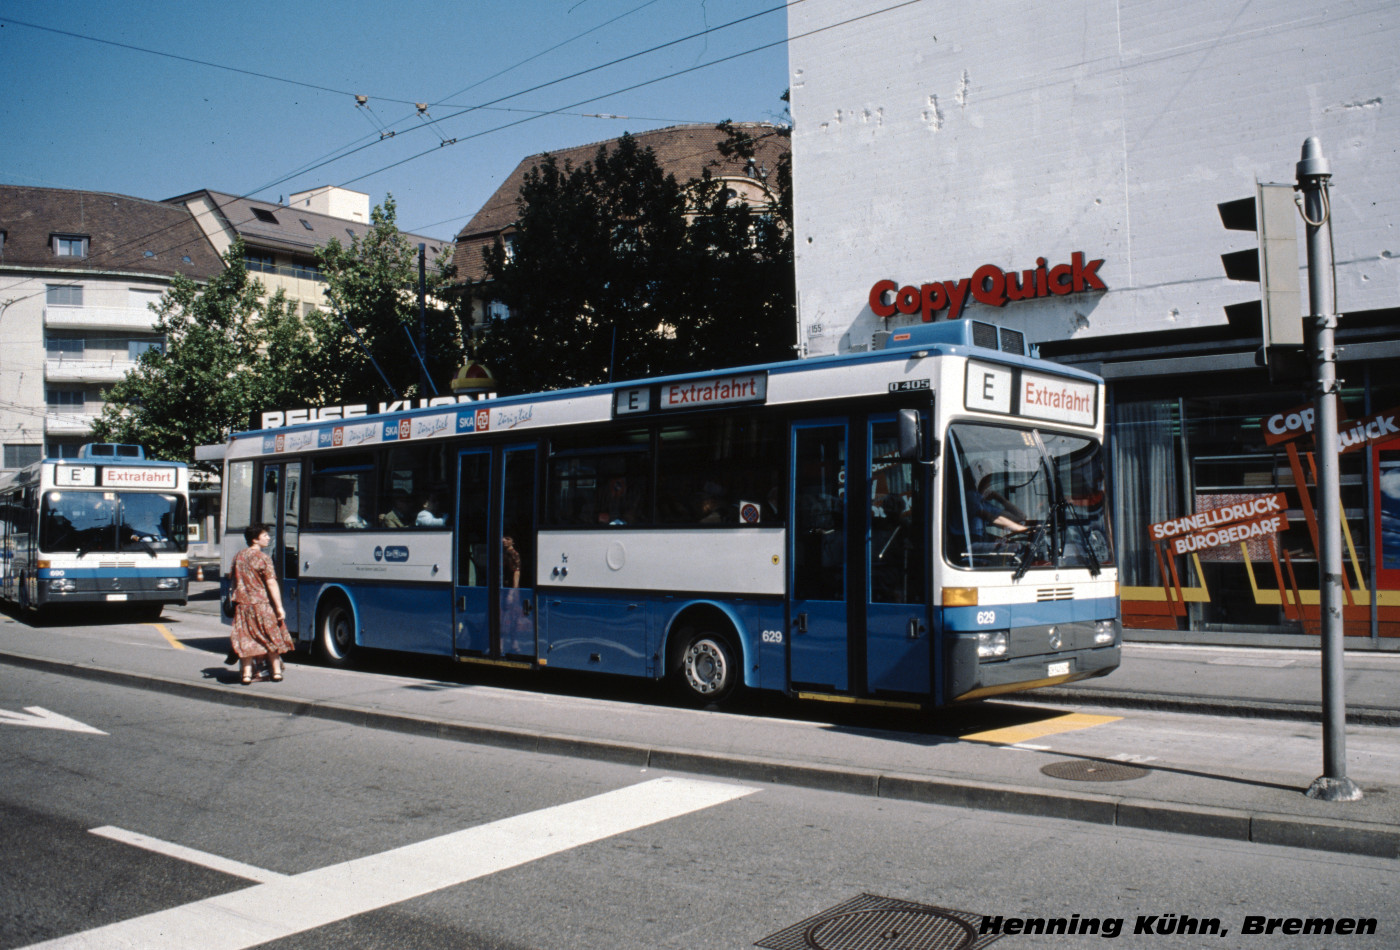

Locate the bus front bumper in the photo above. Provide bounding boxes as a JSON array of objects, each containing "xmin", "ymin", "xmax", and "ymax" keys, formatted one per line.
[
  {"xmin": 36, "ymin": 574, "xmax": 187, "ymax": 608},
  {"xmin": 946, "ymin": 620, "xmax": 1121, "ymax": 702}
]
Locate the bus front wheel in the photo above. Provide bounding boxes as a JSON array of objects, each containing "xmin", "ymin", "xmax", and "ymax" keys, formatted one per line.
[
  {"xmin": 671, "ymin": 628, "xmax": 739, "ymax": 706},
  {"xmin": 316, "ymin": 597, "xmax": 357, "ymax": 667}
]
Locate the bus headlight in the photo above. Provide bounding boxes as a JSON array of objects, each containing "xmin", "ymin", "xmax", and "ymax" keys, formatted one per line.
[
  {"xmin": 977, "ymin": 630, "xmax": 1009, "ymax": 658},
  {"xmin": 1094, "ymin": 620, "xmax": 1117, "ymax": 645},
  {"xmin": 155, "ymin": 578, "xmax": 183, "ymax": 590},
  {"xmin": 48, "ymin": 578, "xmax": 77, "ymax": 593}
]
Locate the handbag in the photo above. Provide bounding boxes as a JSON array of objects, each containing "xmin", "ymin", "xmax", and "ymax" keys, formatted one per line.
[{"xmin": 220, "ymin": 562, "xmax": 238, "ymax": 619}]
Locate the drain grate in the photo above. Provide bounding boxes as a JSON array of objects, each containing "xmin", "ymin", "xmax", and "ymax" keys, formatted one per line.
[
  {"xmin": 756, "ymin": 894, "xmax": 1003, "ymax": 949},
  {"xmin": 1040, "ymin": 759, "xmax": 1149, "ymax": 782}
]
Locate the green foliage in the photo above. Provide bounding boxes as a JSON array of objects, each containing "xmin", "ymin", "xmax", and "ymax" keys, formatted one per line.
[
  {"xmin": 91, "ymin": 240, "xmax": 311, "ymax": 474},
  {"xmin": 475, "ymin": 125, "xmax": 795, "ymax": 395},
  {"xmin": 313, "ymin": 196, "xmax": 465, "ymax": 404}
]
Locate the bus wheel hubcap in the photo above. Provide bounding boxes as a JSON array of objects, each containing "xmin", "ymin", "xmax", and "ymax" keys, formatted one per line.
[{"xmin": 684, "ymin": 640, "xmax": 727, "ymax": 694}]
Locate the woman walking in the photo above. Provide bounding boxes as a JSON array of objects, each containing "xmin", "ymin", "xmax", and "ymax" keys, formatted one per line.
[{"xmin": 230, "ymin": 523, "xmax": 292, "ymax": 684}]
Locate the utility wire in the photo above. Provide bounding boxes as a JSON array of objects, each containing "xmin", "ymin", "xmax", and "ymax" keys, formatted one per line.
[
  {"xmin": 2, "ymin": 3, "xmax": 907, "ymax": 306},
  {"xmin": 338, "ymin": 1, "xmax": 916, "ymax": 190},
  {"xmin": 0, "ymin": 16, "xmax": 422, "ymax": 105}
]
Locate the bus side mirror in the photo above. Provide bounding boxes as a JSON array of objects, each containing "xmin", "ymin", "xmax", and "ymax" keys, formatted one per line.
[
  {"xmin": 897, "ymin": 410, "xmax": 921, "ymax": 459},
  {"xmin": 897, "ymin": 409, "xmax": 938, "ymax": 464}
]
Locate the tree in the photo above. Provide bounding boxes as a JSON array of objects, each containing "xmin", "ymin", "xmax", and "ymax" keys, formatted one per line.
[
  {"xmin": 312, "ymin": 196, "xmax": 464, "ymax": 405},
  {"xmin": 474, "ymin": 125, "xmax": 795, "ymax": 395},
  {"xmin": 474, "ymin": 136, "xmax": 692, "ymax": 394},
  {"xmin": 91, "ymin": 240, "xmax": 311, "ymax": 474},
  {"xmin": 676, "ymin": 120, "xmax": 795, "ymax": 370}
]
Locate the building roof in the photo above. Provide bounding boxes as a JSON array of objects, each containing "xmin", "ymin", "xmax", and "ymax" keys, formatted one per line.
[
  {"xmin": 0, "ymin": 185, "xmax": 224, "ymax": 279},
  {"xmin": 166, "ymin": 189, "xmax": 451, "ymax": 261},
  {"xmin": 453, "ymin": 123, "xmax": 789, "ymax": 281}
]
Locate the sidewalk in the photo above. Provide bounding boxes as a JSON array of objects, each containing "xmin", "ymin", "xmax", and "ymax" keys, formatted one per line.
[
  {"xmin": 1040, "ymin": 640, "xmax": 1400, "ymax": 726},
  {"xmin": 2, "ymin": 592, "xmax": 1396, "ymax": 861}
]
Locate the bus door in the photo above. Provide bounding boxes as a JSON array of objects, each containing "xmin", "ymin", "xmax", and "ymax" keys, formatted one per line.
[
  {"xmin": 454, "ymin": 449, "xmax": 492, "ymax": 654},
  {"xmin": 789, "ymin": 422, "xmax": 850, "ymax": 692},
  {"xmin": 259, "ymin": 461, "xmax": 301, "ymax": 631},
  {"xmin": 498, "ymin": 446, "xmax": 538, "ymax": 658},
  {"xmin": 865, "ymin": 414, "xmax": 931, "ymax": 695},
  {"xmin": 281, "ymin": 462, "xmax": 301, "ymax": 632},
  {"xmin": 454, "ymin": 445, "xmax": 538, "ymax": 659}
]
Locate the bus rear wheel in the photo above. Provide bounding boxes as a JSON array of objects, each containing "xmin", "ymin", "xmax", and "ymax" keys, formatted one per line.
[
  {"xmin": 316, "ymin": 597, "xmax": 356, "ymax": 667},
  {"xmin": 671, "ymin": 628, "xmax": 739, "ymax": 706}
]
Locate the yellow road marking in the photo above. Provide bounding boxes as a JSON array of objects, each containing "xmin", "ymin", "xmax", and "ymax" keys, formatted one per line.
[
  {"xmin": 962, "ymin": 712, "xmax": 1120, "ymax": 745},
  {"xmin": 151, "ymin": 623, "xmax": 185, "ymax": 651}
]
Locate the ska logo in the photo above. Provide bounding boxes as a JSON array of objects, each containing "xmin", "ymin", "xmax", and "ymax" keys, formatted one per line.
[
  {"xmin": 398, "ymin": 419, "xmax": 412, "ymax": 440},
  {"xmin": 475, "ymin": 408, "xmax": 490, "ymax": 432},
  {"xmin": 332, "ymin": 427, "xmax": 344, "ymax": 447}
]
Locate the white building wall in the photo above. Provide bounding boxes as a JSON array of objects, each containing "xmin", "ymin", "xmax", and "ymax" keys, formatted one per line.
[
  {"xmin": 288, "ymin": 186, "xmax": 370, "ymax": 224},
  {"xmin": 0, "ymin": 272, "xmax": 171, "ymax": 470},
  {"xmin": 788, "ymin": 0, "xmax": 1400, "ymax": 356}
]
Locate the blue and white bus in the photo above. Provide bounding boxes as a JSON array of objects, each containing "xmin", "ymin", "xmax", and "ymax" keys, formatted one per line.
[
  {"xmin": 217, "ymin": 320, "xmax": 1119, "ymax": 707},
  {"xmin": 0, "ymin": 444, "xmax": 190, "ymax": 619}
]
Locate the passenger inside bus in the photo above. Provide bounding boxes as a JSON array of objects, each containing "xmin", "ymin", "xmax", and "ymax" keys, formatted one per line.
[
  {"xmin": 380, "ymin": 490, "xmax": 415, "ymax": 529},
  {"xmin": 417, "ymin": 491, "xmax": 448, "ymax": 526}
]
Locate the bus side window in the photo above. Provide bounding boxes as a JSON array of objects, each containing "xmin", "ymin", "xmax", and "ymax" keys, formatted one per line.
[{"xmin": 225, "ymin": 461, "xmax": 255, "ymax": 537}]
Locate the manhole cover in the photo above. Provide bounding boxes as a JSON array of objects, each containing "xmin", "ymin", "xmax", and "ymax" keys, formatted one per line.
[
  {"xmin": 757, "ymin": 894, "xmax": 1003, "ymax": 949},
  {"xmin": 1041, "ymin": 759, "xmax": 1149, "ymax": 782}
]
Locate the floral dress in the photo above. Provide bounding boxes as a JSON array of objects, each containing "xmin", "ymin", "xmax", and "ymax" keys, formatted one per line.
[{"xmin": 231, "ymin": 546, "xmax": 293, "ymax": 659}]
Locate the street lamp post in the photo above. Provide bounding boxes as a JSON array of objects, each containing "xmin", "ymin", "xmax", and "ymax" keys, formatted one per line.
[{"xmin": 1298, "ymin": 136, "xmax": 1362, "ymax": 803}]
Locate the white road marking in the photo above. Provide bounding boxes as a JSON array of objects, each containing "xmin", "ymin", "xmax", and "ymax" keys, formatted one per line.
[
  {"xmin": 0, "ymin": 706, "xmax": 106, "ymax": 735},
  {"xmin": 24, "ymin": 777, "xmax": 756, "ymax": 950},
  {"xmin": 89, "ymin": 827, "xmax": 289, "ymax": 884}
]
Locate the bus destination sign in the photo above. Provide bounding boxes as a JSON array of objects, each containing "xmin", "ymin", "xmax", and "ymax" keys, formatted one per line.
[
  {"xmin": 965, "ymin": 361, "xmax": 1098, "ymax": 427},
  {"xmin": 615, "ymin": 371, "xmax": 768, "ymax": 417}
]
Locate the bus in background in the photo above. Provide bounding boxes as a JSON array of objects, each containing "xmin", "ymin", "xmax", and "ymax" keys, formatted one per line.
[
  {"xmin": 218, "ymin": 320, "xmax": 1119, "ymax": 708},
  {"xmin": 0, "ymin": 444, "xmax": 189, "ymax": 620}
]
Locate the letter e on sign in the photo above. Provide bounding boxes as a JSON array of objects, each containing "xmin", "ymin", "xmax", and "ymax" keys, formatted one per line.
[{"xmin": 965, "ymin": 361, "xmax": 1013, "ymax": 415}]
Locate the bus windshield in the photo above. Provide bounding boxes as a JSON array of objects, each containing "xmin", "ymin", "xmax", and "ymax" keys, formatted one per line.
[
  {"xmin": 944, "ymin": 423, "xmax": 1113, "ymax": 573},
  {"xmin": 40, "ymin": 491, "xmax": 188, "ymax": 555}
]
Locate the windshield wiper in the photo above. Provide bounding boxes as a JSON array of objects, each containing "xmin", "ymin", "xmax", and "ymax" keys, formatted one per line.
[
  {"xmin": 1026, "ymin": 431, "xmax": 1100, "ymax": 577},
  {"xmin": 1012, "ymin": 522, "xmax": 1048, "ymax": 581}
]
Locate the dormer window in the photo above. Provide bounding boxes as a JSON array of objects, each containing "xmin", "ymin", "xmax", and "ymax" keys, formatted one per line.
[{"xmin": 52, "ymin": 234, "xmax": 89, "ymax": 258}]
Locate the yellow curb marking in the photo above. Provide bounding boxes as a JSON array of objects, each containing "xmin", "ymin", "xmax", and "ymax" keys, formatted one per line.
[
  {"xmin": 151, "ymin": 623, "xmax": 185, "ymax": 650},
  {"xmin": 962, "ymin": 712, "xmax": 1121, "ymax": 745}
]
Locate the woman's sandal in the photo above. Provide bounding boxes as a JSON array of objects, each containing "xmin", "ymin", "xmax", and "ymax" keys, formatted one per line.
[
  {"xmin": 271, "ymin": 662, "xmax": 283, "ymax": 682},
  {"xmin": 240, "ymin": 668, "xmax": 253, "ymax": 685}
]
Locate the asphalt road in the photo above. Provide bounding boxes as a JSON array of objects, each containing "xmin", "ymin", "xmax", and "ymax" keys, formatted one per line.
[{"xmin": 3, "ymin": 656, "xmax": 1398, "ymax": 948}]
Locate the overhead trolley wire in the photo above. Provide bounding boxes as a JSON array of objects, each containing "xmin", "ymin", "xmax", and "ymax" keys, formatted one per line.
[
  {"xmin": 0, "ymin": 16, "xmax": 424, "ymax": 106},
  {"xmin": 2, "ymin": 2, "xmax": 916, "ymax": 308},
  {"xmin": 336, "ymin": 1, "xmax": 920, "ymax": 191}
]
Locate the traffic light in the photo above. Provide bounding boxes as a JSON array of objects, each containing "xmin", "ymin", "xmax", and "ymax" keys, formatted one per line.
[{"xmin": 1219, "ymin": 182, "xmax": 1303, "ymax": 381}]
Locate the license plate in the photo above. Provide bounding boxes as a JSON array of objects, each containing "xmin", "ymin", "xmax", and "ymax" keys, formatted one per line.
[
  {"xmin": 105, "ymin": 593, "xmax": 129, "ymax": 601},
  {"xmin": 1047, "ymin": 661, "xmax": 1070, "ymax": 677}
]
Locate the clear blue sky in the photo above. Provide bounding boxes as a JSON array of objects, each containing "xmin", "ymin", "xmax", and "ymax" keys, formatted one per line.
[{"xmin": 0, "ymin": 0, "xmax": 792, "ymax": 242}]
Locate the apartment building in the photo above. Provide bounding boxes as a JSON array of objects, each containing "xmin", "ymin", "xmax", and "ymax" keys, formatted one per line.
[
  {"xmin": 167, "ymin": 186, "xmax": 450, "ymax": 319},
  {"xmin": 0, "ymin": 185, "xmax": 224, "ymax": 472}
]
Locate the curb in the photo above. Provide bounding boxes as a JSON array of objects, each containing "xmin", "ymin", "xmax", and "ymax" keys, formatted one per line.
[
  {"xmin": 1033, "ymin": 686, "xmax": 1400, "ymax": 727},
  {"xmin": 3, "ymin": 650, "xmax": 1396, "ymax": 861}
]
